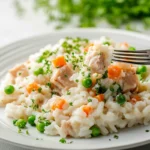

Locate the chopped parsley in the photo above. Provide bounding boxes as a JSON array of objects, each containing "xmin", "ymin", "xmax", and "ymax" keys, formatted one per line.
[
  {"xmin": 38, "ymin": 87, "xmax": 42, "ymax": 93},
  {"xmin": 81, "ymin": 72, "xmax": 85, "ymax": 76},
  {"xmin": 35, "ymin": 138, "xmax": 43, "ymax": 140},
  {"xmin": 64, "ymin": 74, "xmax": 68, "ymax": 78},
  {"xmin": 88, "ymin": 99, "xmax": 92, "ymax": 102},
  {"xmin": 75, "ymin": 79, "xmax": 79, "ymax": 83},
  {"xmin": 38, "ymin": 116, "xmax": 46, "ymax": 122},
  {"xmin": 68, "ymin": 141, "xmax": 73, "ymax": 144},
  {"xmin": 33, "ymin": 104, "xmax": 39, "ymax": 110},
  {"xmin": 51, "ymin": 91, "xmax": 57, "ymax": 95},
  {"xmin": 116, "ymin": 85, "xmax": 122, "ymax": 93},
  {"xmin": 95, "ymin": 84, "xmax": 107, "ymax": 94},
  {"xmin": 45, "ymin": 120, "xmax": 51, "ymax": 126},
  {"xmin": 18, "ymin": 128, "xmax": 22, "ymax": 133},
  {"xmin": 109, "ymin": 85, "xmax": 114, "ymax": 92},
  {"xmin": 59, "ymin": 138, "xmax": 66, "ymax": 144},
  {"xmin": 46, "ymin": 82, "xmax": 51, "ymax": 88},
  {"xmin": 102, "ymin": 70, "xmax": 108, "ymax": 79},
  {"xmin": 30, "ymin": 99, "xmax": 39, "ymax": 110},
  {"xmin": 73, "ymin": 37, "xmax": 81, "ymax": 43},
  {"xmin": 69, "ymin": 102, "xmax": 73, "ymax": 106},
  {"xmin": 37, "ymin": 50, "xmax": 53, "ymax": 63},
  {"xmin": 66, "ymin": 91, "xmax": 71, "ymax": 95},
  {"xmin": 26, "ymin": 130, "xmax": 29, "ymax": 135},
  {"xmin": 145, "ymin": 130, "xmax": 149, "ymax": 132},
  {"xmin": 114, "ymin": 135, "xmax": 119, "ymax": 139},
  {"xmin": 44, "ymin": 60, "xmax": 52, "ymax": 74},
  {"xmin": 42, "ymin": 109, "xmax": 50, "ymax": 113}
]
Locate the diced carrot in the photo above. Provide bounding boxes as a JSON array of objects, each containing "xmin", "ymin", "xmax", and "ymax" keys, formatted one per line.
[
  {"xmin": 52, "ymin": 56, "xmax": 66, "ymax": 68},
  {"xmin": 130, "ymin": 95, "xmax": 141, "ymax": 105},
  {"xmin": 82, "ymin": 105, "xmax": 93, "ymax": 116},
  {"xmin": 95, "ymin": 94, "xmax": 104, "ymax": 102},
  {"xmin": 51, "ymin": 99, "xmax": 66, "ymax": 110},
  {"xmin": 121, "ymin": 42, "xmax": 129, "ymax": 48},
  {"xmin": 108, "ymin": 65, "xmax": 122, "ymax": 80},
  {"xmin": 26, "ymin": 82, "xmax": 39, "ymax": 93},
  {"xmin": 84, "ymin": 43, "xmax": 94, "ymax": 52}
]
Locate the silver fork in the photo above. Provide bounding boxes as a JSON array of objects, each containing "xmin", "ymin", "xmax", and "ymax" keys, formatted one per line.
[{"xmin": 112, "ymin": 49, "xmax": 150, "ymax": 65}]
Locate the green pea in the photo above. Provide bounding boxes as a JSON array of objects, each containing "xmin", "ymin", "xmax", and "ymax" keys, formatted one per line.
[
  {"xmin": 103, "ymin": 41, "xmax": 110, "ymax": 46},
  {"xmin": 42, "ymin": 51, "xmax": 51, "ymax": 58},
  {"xmin": 13, "ymin": 119, "xmax": 18, "ymax": 126},
  {"xmin": 15, "ymin": 119, "xmax": 27, "ymax": 128},
  {"xmin": 136, "ymin": 65, "xmax": 147, "ymax": 74},
  {"xmin": 90, "ymin": 125, "xmax": 101, "ymax": 137},
  {"xmin": 4, "ymin": 85, "xmax": 15, "ymax": 94},
  {"xmin": 129, "ymin": 46, "xmax": 136, "ymax": 51},
  {"xmin": 36, "ymin": 122, "xmax": 45, "ymax": 133},
  {"xmin": 34, "ymin": 68, "xmax": 44, "ymax": 76},
  {"xmin": 116, "ymin": 94, "xmax": 126, "ymax": 105},
  {"xmin": 36, "ymin": 56, "xmax": 44, "ymax": 63},
  {"xmin": 82, "ymin": 77, "xmax": 92, "ymax": 88},
  {"xmin": 28, "ymin": 115, "xmax": 36, "ymax": 126}
]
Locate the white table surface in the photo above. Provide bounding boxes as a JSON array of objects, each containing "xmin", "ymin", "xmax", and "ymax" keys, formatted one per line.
[{"xmin": 1, "ymin": 0, "xmax": 150, "ymax": 150}]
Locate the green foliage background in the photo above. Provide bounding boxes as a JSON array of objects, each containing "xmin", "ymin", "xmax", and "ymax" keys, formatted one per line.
[{"xmin": 14, "ymin": 0, "xmax": 150, "ymax": 30}]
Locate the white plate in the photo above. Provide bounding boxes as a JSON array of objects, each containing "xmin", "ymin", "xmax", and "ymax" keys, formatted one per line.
[{"xmin": 1, "ymin": 28, "xmax": 150, "ymax": 150}]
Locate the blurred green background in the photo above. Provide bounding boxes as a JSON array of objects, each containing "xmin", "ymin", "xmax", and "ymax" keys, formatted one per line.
[{"xmin": 14, "ymin": 0, "xmax": 150, "ymax": 31}]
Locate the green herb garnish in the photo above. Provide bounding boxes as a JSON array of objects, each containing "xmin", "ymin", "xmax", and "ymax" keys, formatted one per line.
[
  {"xmin": 38, "ymin": 87, "xmax": 42, "ymax": 93},
  {"xmin": 129, "ymin": 46, "xmax": 136, "ymax": 51},
  {"xmin": 114, "ymin": 135, "xmax": 119, "ymax": 139},
  {"xmin": 146, "ymin": 130, "xmax": 149, "ymax": 132},
  {"xmin": 69, "ymin": 102, "xmax": 73, "ymax": 106},
  {"xmin": 59, "ymin": 138, "xmax": 66, "ymax": 144},
  {"xmin": 88, "ymin": 99, "xmax": 92, "ymax": 102}
]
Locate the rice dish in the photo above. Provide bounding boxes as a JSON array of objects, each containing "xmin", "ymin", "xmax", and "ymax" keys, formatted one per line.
[{"xmin": 1, "ymin": 36, "xmax": 150, "ymax": 138}]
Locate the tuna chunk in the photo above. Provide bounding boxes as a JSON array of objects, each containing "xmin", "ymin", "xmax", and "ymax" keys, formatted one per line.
[
  {"xmin": 51, "ymin": 65, "xmax": 76, "ymax": 90},
  {"xmin": 116, "ymin": 63, "xmax": 138, "ymax": 92},
  {"xmin": 84, "ymin": 43, "xmax": 113, "ymax": 74},
  {"xmin": 9, "ymin": 64, "xmax": 29, "ymax": 77},
  {"xmin": 84, "ymin": 50, "xmax": 105, "ymax": 74},
  {"xmin": 122, "ymin": 70, "xmax": 138, "ymax": 92},
  {"xmin": 0, "ymin": 90, "xmax": 21, "ymax": 106},
  {"xmin": 61, "ymin": 120, "xmax": 75, "ymax": 137}
]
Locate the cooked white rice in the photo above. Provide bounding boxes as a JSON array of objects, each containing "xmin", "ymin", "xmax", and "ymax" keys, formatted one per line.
[{"xmin": 1, "ymin": 36, "xmax": 150, "ymax": 138}]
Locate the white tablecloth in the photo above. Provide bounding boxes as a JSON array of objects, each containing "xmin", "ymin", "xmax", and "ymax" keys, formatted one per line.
[{"xmin": 0, "ymin": 1, "xmax": 150, "ymax": 150}]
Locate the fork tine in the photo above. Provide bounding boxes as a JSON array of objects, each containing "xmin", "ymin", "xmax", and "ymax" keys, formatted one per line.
[
  {"xmin": 113, "ymin": 54, "xmax": 149, "ymax": 60},
  {"xmin": 112, "ymin": 57, "xmax": 150, "ymax": 65},
  {"xmin": 114, "ymin": 49, "xmax": 148, "ymax": 53},
  {"xmin": 112, "ymin": 49, "xmax": 150, "ymax": 65},
  {"xmin": 113, "ymin": 52, "xmax": 148, "ymax": 57}
]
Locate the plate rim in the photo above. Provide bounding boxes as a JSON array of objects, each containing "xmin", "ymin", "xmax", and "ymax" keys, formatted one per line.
[
  {"xmin": 1, "ymin": 28, "xmax": 150, "ymax": 150},
  {"xmin": 1, "ymin": 28, "xmax": 150, "ymax": 49}
]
